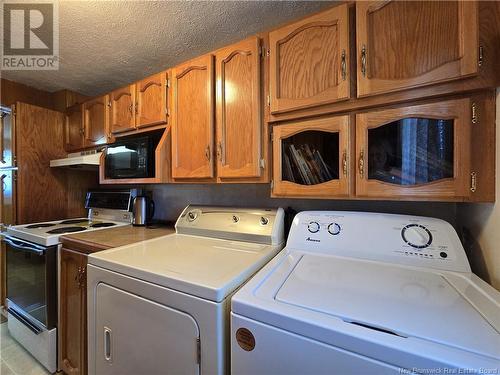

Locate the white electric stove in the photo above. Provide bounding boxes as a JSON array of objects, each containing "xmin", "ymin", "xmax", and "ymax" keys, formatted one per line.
[
  {"xmin": 3, "ymin": 190, "xmax": 135, "ymax": 374},
  {"xmin": 231, "ymin": 211, "xmax": 500, "ymax": 374}
]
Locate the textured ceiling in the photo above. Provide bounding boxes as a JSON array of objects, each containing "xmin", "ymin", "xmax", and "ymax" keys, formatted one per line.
[{"xmin": 2, "ymin": 0, "xmax": 334, "ymax": 97}]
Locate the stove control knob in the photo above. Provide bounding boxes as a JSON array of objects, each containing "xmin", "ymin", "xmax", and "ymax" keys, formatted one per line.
[
  {"xmin": 307, "ymin": 221, "xmax": 320, "ymax": 233},
  {"xmin": 402, "ymin": 224, "xmax": 432, "ymax": 249},
  {"xmin": 327, "ymin": 223, "xmax": 341, "ymax": 236}
]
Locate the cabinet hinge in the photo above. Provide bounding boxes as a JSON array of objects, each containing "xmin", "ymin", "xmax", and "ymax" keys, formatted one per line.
[
  {"xmin": 266, "ymin": 95, "xmax": 270, "ymax": 107},
  {"xmin": 12, "ymin": 104, "xmax": 16, "ymax": 117},
  {"xmin": 471, "ymin": 102, "xmax": 478, "ymax": 124},
  {"xmin": 478, "ymin": 45, "xmax": 484, "ymax": 67},
  {"xmin": 269, "ymin": 128, "xmax": 273, "ymax": 142},
  {"xmin": 196, "ymin": 337, "xmax": 201, "ymax": 364},
  {"xmin": 166, "ymin": 79, "xmax": 171, "ymax": 88},
  {"xmin": 259, "ymin": 158, "xmax": 265, "ymax": 169},
  {"xmin": 259, "ymin": 47, "xmax": 270, "ymax": 58},
  {"xmin": 270, "ymin": 180, "xmax": 274, "ymax": 189},
  {"xmin": 107, "ymin": 101, "xmax": 111, "ymax": 108},
  {"xmin": 470, "ymin": 172, "xmax": 477, "ymax": 193}
]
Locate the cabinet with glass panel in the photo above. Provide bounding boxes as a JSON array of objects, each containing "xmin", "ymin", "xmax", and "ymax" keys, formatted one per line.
[
  {"xmin": 272, "ymin": 94, "xmax": 495, "ymax": 201},
  {"xmin": 272, "ymin": 116, "xmax": 352, "ymax": 197}
]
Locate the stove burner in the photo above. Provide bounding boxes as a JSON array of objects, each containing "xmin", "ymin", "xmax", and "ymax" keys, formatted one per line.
[
  {"xmin": 25, "ymin": 223, "xmax": 56, "ymax": 229},
  {"xmin": 46, "ymin": 226, "xmax": 87, "ymax": 234},
  {"xmin": 90, "ymin": 222, "xmax": 116, "ymax": 228},
  {"xmin": 60, "ymin": 219, "xmax": 90, "ymax": 225}
]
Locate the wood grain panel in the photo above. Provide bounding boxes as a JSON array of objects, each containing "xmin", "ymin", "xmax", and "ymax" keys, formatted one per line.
[
  {"xmin": 216, "ymin": 37, "xmax": 261, "ymax": 179},
  {"xmin": 52, "ymin": 89, "xmax": 89, "ymax": 113},
  {"xmin": 272, "ymin": 115, "xmax": 352, "ymax": 197},
  {"xmin": 0, "ymin": 79, "xmax": 53, "ymax": 109},
  {"xmin": 136, "ymin": 72, "xmax": 168, "ymax": 128},
  {"xmin": 357, "ymin": 1, "xmax": 478, "ymax": 97},
  {"xmin": 83, "ymin": 95, "xmax": 109, "ymax": 147},
  {"xmin": 15, "ymin": 102, "xmax": 67, "ymax": 223},
  {"xmin": 110, "ymin": 85, "xmax": 136, "ymax": 134},
  {"xmin": 59, "ymin": 248, "xmax": 87, "ymax": 375},
  {"xmin": 171, "ymin": 55, "xmax": 214, "ymax": 179},
  {"xmin": 368, "ymin": 1, "xmax": 459, "ymax": 80},
  {"xmin": 270, "ymin": 4, "xmax": 350, "ymax": 114},
  {"xmin": 355, "ymin": 99, "xmax": 471, "ymax": 199},
  {"xmin": 64, "ymin": 104, "xmax": 84, "ymax": 152}
]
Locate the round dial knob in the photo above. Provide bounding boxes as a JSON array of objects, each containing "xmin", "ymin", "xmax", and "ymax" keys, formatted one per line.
[
  {"xmin": 401, "ymin": 224, "xmax": 432, "ymax": 249},
  {"xmin": 307, "ymin": 221, "xmax": 320, "ymax": 233},
  {"xmin": 260, "ymin": 217, "xmax": 269, "ymax": 225},
  {"xmin": 187, "ymin": 211, "xmax": 198, "ymax": 222},
  {"xmin": 327, "ymin": 223, "xmax": 341, "ymax": 236}
]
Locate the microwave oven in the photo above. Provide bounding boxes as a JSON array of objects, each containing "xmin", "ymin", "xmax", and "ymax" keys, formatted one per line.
[{"xmin": 104, "ymin": 132, "xmax": 162, "ymax": 179}]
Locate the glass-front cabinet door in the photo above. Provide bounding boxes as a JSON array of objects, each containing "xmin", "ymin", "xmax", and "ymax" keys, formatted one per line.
[
  {"xmin": 272, "ymin": 115, "xmax": 351, "ymax": 197},
  {"xmin": 355, "ymin": 99, "xmax": 471, "ymax": 199}
]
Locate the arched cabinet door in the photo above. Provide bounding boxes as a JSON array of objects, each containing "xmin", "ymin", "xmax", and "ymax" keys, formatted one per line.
[
  {"xmin": 83, "ymin": 96, "xmax": 109, "ymax": 147},
  {"xmin": 109, "ymin": 85, "xmax": 136, "ymax": 135},
  {"xmin": 215, "ymin": 37, "xmax": 262, "ymax": 179},
  {"xmin": 269, "ymin": 4, "xmax": 350, "ymax": 114},
  {"xmin": 355, "ymin": 98, "xmax": 471, "ymax": 200},
  {"xmin": 171, "ymin": 54, "xmax": 215, "ymax": 179},
  {"xmin": 136, "ymin": 72, "xmax": 168, "ymax": 128},
  {"xmin": 356, "ymin": 1, "xmax": 478, "ymax": 97}
]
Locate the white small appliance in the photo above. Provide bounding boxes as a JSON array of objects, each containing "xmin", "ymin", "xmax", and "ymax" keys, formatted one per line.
[
  {"xmin": 3, "ymin": 190, "xmax": 135, "ymax": 373},
  {"xmin": 231, "ymin": 211, "xmax": 500, "ymax": 374},
  {"xmin": 86, "ymin": 205, "xmax": 284, "ymax": 375}
]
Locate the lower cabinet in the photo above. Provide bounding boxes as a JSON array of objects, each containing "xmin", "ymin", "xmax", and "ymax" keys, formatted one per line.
[{"xmin": 60, "ymin": 248, "xmax": 88, "ymax": 375}]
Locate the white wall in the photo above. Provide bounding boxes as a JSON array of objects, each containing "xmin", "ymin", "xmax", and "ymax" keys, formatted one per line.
[{"xmin": 457, "ymin": 89, "xmax": 500, "ymax": 290}]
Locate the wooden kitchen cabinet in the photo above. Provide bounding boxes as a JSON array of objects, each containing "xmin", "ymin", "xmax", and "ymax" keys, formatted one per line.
[
  {"xmin": 136, "ymin": 72, "xmax": 169, "ymax": 128},
  {"xmin": 109, "ymin": 85, "xmax": 136, "ymax": 135},
  {"xmin": 355, "ymin": 98, "xmax": 473, "ymax": 200},
  {"xmin": 60, "ymin": 248, "xmax": 88, "ymax": 375},
  {"xmin": 83, "ymin": 95, "xmax": 109, "ymax": 147},
  {"xmin": 171, "ymin": 54, "xmax": 215, "ymax": 179},
  {"xmin": 356, "ymin": 1, "xmax": 478, "ymax": 97},
  {"xmin": 269, "ymin": 4, "xmax": 350, "ymax": 114},
  {"xmin": 272, "ymin": 115, "xmax": 352, "ymax": 198},
  {"xmin": 215, "ymin": 37, "xmax": 263, "ymax": 180},
  {"xmin": 64, "ymin": 104, "xmax": 85, "ymax": 151}
]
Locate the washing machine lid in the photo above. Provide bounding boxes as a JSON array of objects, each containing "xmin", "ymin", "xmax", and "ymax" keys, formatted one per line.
[
  {"xmin": 274, "ymin": 254, "xmax": 500, "ymax": 359},
  {"xmin": 88, "ymin": 234, "xmax": 282, "ymax": 302}
]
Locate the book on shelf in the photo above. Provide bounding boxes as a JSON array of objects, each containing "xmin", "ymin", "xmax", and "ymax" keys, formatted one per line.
[{"xmin": 283, "ymin": 143, "xmax": 336, "ymax": 185}]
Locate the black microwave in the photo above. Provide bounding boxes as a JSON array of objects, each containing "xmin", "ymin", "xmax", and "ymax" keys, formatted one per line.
[{"xmin": 104, "ymin": 132, "xmax": 161, "ymax": 179}]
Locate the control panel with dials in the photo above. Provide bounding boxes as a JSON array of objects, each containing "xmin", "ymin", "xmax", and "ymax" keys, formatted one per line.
[{"xmin": 286, "ymin": 211, "xmax": 471, "ymax": 273}]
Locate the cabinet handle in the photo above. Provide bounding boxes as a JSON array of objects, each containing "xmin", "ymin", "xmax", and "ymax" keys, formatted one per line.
[
  {"xmin": 342, "ymin": 150, "xmax": 348, "ymax": 176},
  {"xmin": 104, "ymin": 327, "xmax": 112, "ymax": 362},
  {"xmin": 361, "ymin": 45, "xmax": 367, "ymax": 77},
  {"xmin": 205, "ymin": 145, "xmax": 211, "ymax": 161},
  {"xmin": 341, "ymin": 50, "xmax": 347, "ymax": 81},
  {"xmin": 128, "ymin": 104, "xmax": 133, "ymax": 113},
  {"xmin": 216, "ymin": 142, "xmax": 223, "ymax": 163},
  {"xmin": 358, "ymin": 149, "xmax": 364, "ymax": 177}
]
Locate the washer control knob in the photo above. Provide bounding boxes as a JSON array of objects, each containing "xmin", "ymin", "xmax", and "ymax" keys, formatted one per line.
[
  {"xmin": 307, "ymin": 221, "xmax": 320, "ymax": 233},
  {"xmin": 260, "ymin": 217, "xmax": 269, "ymax": 225},
  {"xmin": 232, "ymin": 215, "xmax": 239, "ymax": 223},
  {"xmin": 327, "ymin": 223, "xmax": 341, "ymax": 235},
  {"xmin": 187, "ymin": 211, "xmax": 197, "ymax": 222},
  {"xmin": 401, "ymin": 224, "xmax": 432, "ymax": 249}
]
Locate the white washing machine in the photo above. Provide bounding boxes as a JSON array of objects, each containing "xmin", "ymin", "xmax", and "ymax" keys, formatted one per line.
[
  {"xmin": 231, "ymin": 211, "xmax": 500, "ymax": 374},
  {"xmin": 87, "ymin": 205, "xmax": 284, "ymax": 375}
]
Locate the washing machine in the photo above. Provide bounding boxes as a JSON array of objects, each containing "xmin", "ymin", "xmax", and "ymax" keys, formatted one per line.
[
  {"xmin": 231, "ymin": 211, "xmax": 500, "ymax": 374},
  {"xmin": 87, "ymin": 205, "xmax": 284, "ymax": 375}
]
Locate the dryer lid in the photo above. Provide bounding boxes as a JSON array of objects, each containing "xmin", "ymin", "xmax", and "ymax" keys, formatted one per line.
[{"xmin": 275, "ymin": 255, "xmax": 500, "ymax": 359}]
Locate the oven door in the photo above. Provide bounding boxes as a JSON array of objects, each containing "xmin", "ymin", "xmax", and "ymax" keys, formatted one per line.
[{"xmin": 4, "ymin": 235, "xmax": 57, "ymax": 332}]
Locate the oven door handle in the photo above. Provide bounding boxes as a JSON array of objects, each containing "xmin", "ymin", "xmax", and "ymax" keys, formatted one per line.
[{"xmin": 2, "ymin": 236, "xmax": 46, "ymax": 254}]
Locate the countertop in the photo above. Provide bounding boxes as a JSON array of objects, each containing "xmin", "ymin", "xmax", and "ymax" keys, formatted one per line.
[{"xmin": 60, "ymin": 224, "xmax": 175, "ymax": 254}]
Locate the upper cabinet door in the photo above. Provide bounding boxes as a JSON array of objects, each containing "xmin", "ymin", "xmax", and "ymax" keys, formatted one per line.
[
  {"xmin": 356, "ymin": 1, "xmax": 478, "ymax": 97},
  {"xmin": 64, "ymin": 104, "xmax": 84, "ymax": 151},
  {"xmin": 136, "ymin": 72, "xmax": 168, "ymax": 128},
  {"xmin": 109, "ymin": 85, "xmax": 136, "ymax": 135},
  {"xmin": 216, "ymin": 37, "xmax": 262, "ymax": 179},
  {"xmin": 171, "ymin": 55, "xmax": 215, "ymax": 179},
  {"xmin": 355, "ymin": 98, "xmax": 471, "ymax": 200},
  {"xmin": 83, "ymin": 96, "xmax": 108, "ymax": 147},
  {"xmin": 269, "ymin": 4, "xmax": 350, "ymax": 114}
]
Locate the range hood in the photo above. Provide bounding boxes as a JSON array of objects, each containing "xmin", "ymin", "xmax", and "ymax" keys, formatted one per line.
[{"xmin": 50, "ymin": 150, "xmax": 102, "ymax": 170}]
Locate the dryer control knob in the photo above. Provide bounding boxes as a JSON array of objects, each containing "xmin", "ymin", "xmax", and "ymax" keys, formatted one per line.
[
  {"xmin": 307, "ymin": 221, "xmax": 320, "ymax": 233},
  {"xmin": 402, "ymin": 224, "xmax": 432, "ymax": 249}
]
